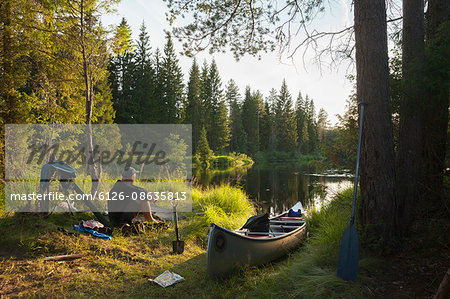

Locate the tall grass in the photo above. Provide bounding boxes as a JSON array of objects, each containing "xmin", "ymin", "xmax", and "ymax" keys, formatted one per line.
[
  {"xmin": 183, "ymin": 184, "xmax": 255, "ymax": 243},
  {"xmin": 250, "ymin": 188, "xmax": 375, "ymax": 298}
]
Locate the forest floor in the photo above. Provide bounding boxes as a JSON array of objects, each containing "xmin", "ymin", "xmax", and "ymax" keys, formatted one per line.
[
  {"xmin": 0, "ymin": 198, "xmax": 448, "ymax": 298},
  {"xmin": 368, "ymin": 215, "xmax": 449, "ymax": 298}
]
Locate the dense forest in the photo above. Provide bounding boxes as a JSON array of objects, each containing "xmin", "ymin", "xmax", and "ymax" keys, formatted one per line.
[
  {"xmin": 0, "ymin": 3, "xmax": 338, "ymax": 165},
  {"xmin": 106, "ymin": 18, "xmax": 333, "ymax": 160}
]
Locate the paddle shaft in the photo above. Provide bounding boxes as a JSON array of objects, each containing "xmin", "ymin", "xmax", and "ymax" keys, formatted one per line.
[
  {"xmin": 350, "ymin": 102, "xmax": 367, "ymax": 225},
  {"xmin": 337, "ymin": 102, "xmax": 367, "ymax": 282}
]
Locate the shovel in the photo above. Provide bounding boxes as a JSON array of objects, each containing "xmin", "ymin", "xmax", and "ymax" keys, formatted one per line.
[{"xmin": 171, "ymin": 200, "xmax": 184, "ymax": 254}]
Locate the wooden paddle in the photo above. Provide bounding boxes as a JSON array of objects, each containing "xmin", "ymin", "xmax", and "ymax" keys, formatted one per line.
[{"xmin": 337, "ymin": 101, "xmax": 367, "ymax": 282}]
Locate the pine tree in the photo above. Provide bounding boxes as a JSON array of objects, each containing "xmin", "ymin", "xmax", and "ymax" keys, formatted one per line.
[
  {"xmin": 275, "ymin": 80, "xmax": 298, "ymax": 151},
  {"xmin": 185, "ymin": 59, "xmax": 203, "ymax": 150}
]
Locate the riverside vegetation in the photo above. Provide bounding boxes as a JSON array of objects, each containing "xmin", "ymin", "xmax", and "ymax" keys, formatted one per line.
[{"xmin": 0, "ymin": 183, "xmax": 447, "ymax": 298}]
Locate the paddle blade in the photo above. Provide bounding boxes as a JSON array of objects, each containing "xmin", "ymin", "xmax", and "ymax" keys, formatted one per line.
[{"xmin": 337, "ymin": 224, "xmax": 359, "ymax": 281}]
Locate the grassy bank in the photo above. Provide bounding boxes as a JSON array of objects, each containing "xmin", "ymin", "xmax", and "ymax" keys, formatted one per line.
[
  {"xmin": 1, "ymin": 184, "xmax": 364, "ymax": 298},
  {"xmin": 1, "ymin": 184, "xmax": 446, "ymax": 298},
  {"xmin": 193, "ymin": 153, "xmax": 253, "ymax": 170},
  {"xmin": 0, "ymin": 184, "xmax": 259, "ymax": 298},
  {"xmin": 250, "ymin": 189, "xmax": 374, "ymax": 298}
]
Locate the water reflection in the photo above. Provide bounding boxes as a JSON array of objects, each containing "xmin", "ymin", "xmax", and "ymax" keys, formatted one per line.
[{"xmin": 194, "ymin": 163, "xmax": 353, "ymax": 215}]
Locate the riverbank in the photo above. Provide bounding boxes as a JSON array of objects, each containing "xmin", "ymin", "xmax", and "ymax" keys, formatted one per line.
[
  {"xmin": 254, "ymin": 151, "xmax": 323, "ymax": 164},
  {"xmin": 0, "ymin": 185, "xmax": 447, "ymax": 298},
  {"xmin": 193, "ymin": 153, "xmax": 253, "ymax": 170}
]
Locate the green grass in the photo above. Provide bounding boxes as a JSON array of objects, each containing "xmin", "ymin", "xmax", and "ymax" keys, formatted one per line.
[
  {"xmin": 183, "ymin": 184, "xmax": 256, "ymax": 244},
  {"xmin": 0, "ymin": 184, "xmax": 377, "ymax": 298},
  {"xmin": 248, "ymin": 189, "xmax": 377, "ymax": 298},
  {"xmin": 0, "ymin": 184, "xmax": 260, "ymax": 298}
]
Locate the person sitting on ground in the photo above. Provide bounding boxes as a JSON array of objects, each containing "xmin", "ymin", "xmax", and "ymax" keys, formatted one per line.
[{"xmin": 107, "ymin": 167, "xmax": 161, "ymax": 227}]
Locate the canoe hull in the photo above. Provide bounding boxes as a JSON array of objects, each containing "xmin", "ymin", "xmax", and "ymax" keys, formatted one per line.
[{"xmin": 206, "ymin": 222, "xmax": 307, "ymax": 278}]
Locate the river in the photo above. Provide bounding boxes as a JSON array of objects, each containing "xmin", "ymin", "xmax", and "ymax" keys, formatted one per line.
[{"xmin": 193, "ymin": 162, "xmax": 354, "ymax": 215}]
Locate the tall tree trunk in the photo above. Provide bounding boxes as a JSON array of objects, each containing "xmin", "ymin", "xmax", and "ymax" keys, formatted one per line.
[
  {"xmin": 421, "ymin": 0, "xmax": 449, "ymax": 208},
  {"xmin": 79, "ymin": 0, "xmax": 100, "ymax": 195},
  {"xmin": 354, "ymin": 0, "xmax": 397, "ymax": 243},
  {"xmin": 396, "ymin": 0, "xmax": 425, "ymax": 235}
]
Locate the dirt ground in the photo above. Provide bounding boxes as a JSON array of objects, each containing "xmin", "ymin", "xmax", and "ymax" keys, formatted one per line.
[{"xmin": 368, "ymin": 216, "xmax": 450, "ymax": 298}]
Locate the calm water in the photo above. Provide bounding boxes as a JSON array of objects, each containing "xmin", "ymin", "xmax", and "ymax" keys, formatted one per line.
[{"xmin": 193, "ymin": 163, "xmax": 353, "ymax": 215}]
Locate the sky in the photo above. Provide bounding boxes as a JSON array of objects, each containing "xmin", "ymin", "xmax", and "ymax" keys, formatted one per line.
[{"xmin": 102, "ymin": 0, "xmax": 355, "ymax": 125}]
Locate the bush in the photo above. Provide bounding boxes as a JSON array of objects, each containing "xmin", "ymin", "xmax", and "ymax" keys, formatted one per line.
[{"xmin": 212, "ymin": 156, "xmax": 235, "ymax": 168}]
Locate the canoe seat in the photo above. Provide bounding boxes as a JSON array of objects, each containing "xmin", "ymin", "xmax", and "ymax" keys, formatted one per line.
[
  {"xmin": 279, "ymin": 216, "xmax": 303, "ymax": 220},
  {"xmin": 235, "ymin": 230, "xmax": 284, "ymax": 236},
  {"xmin": 270, "ymin": 220, "xmax": 304, "ymax": 224},
  {"xmin": 270, "ymin": 225, "xmax": 302, "ymax": 229}
]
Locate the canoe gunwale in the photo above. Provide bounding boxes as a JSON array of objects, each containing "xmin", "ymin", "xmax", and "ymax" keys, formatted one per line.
[{"xmin": 209, "ymin": 221, "xmax": 306, "ymax": 242}]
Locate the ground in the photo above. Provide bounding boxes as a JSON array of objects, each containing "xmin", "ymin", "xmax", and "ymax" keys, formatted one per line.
[
  {"xmin": 0, "ymin": 213, "xmax": 281, "ymax": 298},
  {"xmin": 369, "ymin": 217, "xmax": 449, "ymax": 298},
  {"xmin": 0, "ymin": 208, "xmax": 448, "ymax": 298}
]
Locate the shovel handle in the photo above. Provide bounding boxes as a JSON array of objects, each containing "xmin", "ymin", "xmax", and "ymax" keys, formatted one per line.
[{"xmin": 173, "ymin": 206, "xmax": 180, "ymax": 241}]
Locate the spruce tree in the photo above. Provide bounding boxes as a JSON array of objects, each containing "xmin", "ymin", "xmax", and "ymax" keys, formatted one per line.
[
  {"xmin": 317, "ymin": 108, "xmax": 329, "ymax": 144},
  {"xmin": 204, "ymin": 60, "xmax": 229, "ymax": 152},
  {"xmin": 265, "ymin": 88, "xmax": 278, "ymax": 150},
  {"xmin": 196, "ymin": 126, "xmax": 213, "ymax": 161},
  {"xmin": 153, "ymin": 48, "xmax": 165, "ymax": 123},
  {"xmin": 133, "ymin": 22, "xmax": 155, "ymax": 123},
  {"xmin": 108, "ymin": 18, "xmax": 135, "ymax": 123},
  {"xmin": 161, "ymin": 33, "xmax": 184, "ymax": 123},
  {"xmin": 93, "ymin": 76, "xmax": 116, "ymax": 124},
  {"xmin": 275, "ymin": 80, "xmax": 298, "ymax": 151},
  {"xmin": 305, "ymin": 96, "xmax": 318, "ymax": 153},
  {"xmin": 295, "ymin": 92, "xmax": 309, "ymax": 153},
  {"xmin": 259, "ymin": 100, "xmax": 272, "ymax": 151},
  {"xmin": 225, "ymin": 80, "xmax": 246, "ymax": 153},
  {"xmin": 242, "ymin": 86, "xmax": 259, "ymax": 155},
  {"xmin": 185, "ymin": 59, "xmax": 203, "ymax": 150},
  {"xmin": 199, "ymin": 61, "xmax": 210, "ymax": 126},
  {"xmin": 211, "ymin": 100, "xmax": 230, "ymax": 152}
]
